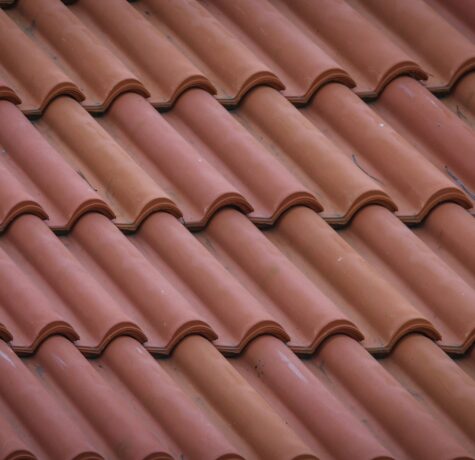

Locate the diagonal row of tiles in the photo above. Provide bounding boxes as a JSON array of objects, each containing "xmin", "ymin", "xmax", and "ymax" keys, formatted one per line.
[
  {"xmin": 0, "ymin": 200, "xmax": 474, "ymax": 356},
  {"xmin": 0, "ymin": 332, "xmax": 474, "ymax": 460},
  {"xmin": 2, "ymin": 0, "xmax": 475, "ymax": 114},
  {"xmin": 1, "ymin": 74, "xmax": 475, "ymax": 233}
]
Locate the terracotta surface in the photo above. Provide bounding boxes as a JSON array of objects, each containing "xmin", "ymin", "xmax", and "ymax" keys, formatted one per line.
[
  {"xmin": 0, "ymin": 79, "xmax": 21, "ymax": 104},
  {"xmin": 348, "ymin": 0, "xmax": 475, "ymax": 92},
  {"xmin": 1, "ymin": 2, "xmax": 475, "ymax": 458},
  {"xmin": 67, "ymin": 0, "xmax": 216, "ymax": 109},
  {"xmin": 132, "ymin": 0, "xmax": 285, "ymax": 105},
  {"xmin": 0, "ymin": 8, "xmax": 83, "ymax": 115},
  {"xmin": 374, "ymin": 76, "xmax": 475, "ymax": 215},
  {"xmin": 35, "ymin": 96, "xmax": 182, "ymax": 230},
  {"xmin": 1, "ymin": 333, "xmax": 474, "ymax": 459},
  {"xmin": 339, "ymin": 204, "xmax": 475, "ymax": 353},
  {"xmin": 0, "ymin": 100, "xmax": 113, "ymax": 231},
  {"xmin": 195, "ymin": 207, "xmax": 436, "ymax": 353}
]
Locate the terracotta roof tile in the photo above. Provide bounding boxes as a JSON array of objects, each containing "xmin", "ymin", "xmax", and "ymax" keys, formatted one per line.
[
  {"xmin": 339, "ymin": 204, "xmax": 475, "ymax": 353},
  {"xmin": 0, "ymin": 100, "xmax": 112, "ymax": 231},
  {"xmin": 1, "ymin": 333, "xmax": 474, "ymax": 459},
  {"xmin": 197, "ymin": 207, "xmax": 438, "ymax": 353},
  {"xmin": 373, "ymin": 76, "xmax": 475, "ymax": 214},
  {"xmin": 0, "ymin": 1, "xmax": 474, "ymax": 457},
  {"xmin": 0, "ymin": 8, "xmax": 84, "ymax": 115}
]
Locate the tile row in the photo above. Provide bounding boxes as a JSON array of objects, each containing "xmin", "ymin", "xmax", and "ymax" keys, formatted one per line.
[
  {"xmin": 0, "ymin": 332, "xmax": 474, "ymax": 460},
  {"xmin": 1, "ymin": 75, "xmax": 474, "ymax": 232},
  {"xmin": 1, "ymin": 202, "xmax": 474, "ymax": 356},
  {"xmin": 2, "ymin": 0, "xmax": 475, "ymax": 113}
]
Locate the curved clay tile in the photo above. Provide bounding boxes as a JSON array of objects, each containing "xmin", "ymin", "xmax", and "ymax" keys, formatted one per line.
[
  {"xmin": 268, "ymin": 0, "xmax": 427, "ymax": 97},
  {"xmin": 0, "ymin": 79, "xmax": 20, "ymax": 104},
  {"xmin": 199, "ymin": 0, "xmax": 354, "ymax": 103},
  {"xmin": 232, "ymin": 335, "xmax": 392, "ymax": 460},
  {"xmin": 131, "ymin": 0, "xmax": 284, "ymax": 105},
  {"xmin": 307, "ymin": 334, "xmax": 474, "ymax": 459},
  {"xmin": 0, "ymin": 9, "xmax": 83, "ymax": 115},
  {"xmin": 163, "ymin": 335, "xmax": 316, "ymax": 460},
  {"xmin": 0, "ymin": 340, "xmax": 102, "ymax": 460},
  {"xmin": 374, "ymin": 76, "xmax": 475, "ymax": 214},
  {"xmin": 67, "ymin": 211, "xmax": 284, "ymax": 353},
  {"xmin": 260, "ymin": 206, "xmax": 438, "ymax": 352},
  {"xmin": 0, "ymin": 214, "xmax": 148, "ymax": 354},
  {"xmin": 131, "ymin": 212, "xmax": 288, "ymax": 352},
  {"xmin": 97, "ymin": 92, "xmax": 253, "ymax": 229},
  {"xmin": 233, "ymin": 86, "xmax": 395, "ymax": 224},
  {"xmin": 0, "ymin": 100, "xmax": 113, "ymax": 231},
  {"xmin": 67, "ymin": 0, "xmax": 216, "ymax": 108},
  {"xmin": 7, "ymin": 0, "xmax": 149, "ymax": 113},
  {"xmin": 348, "ymin": 0, "xmax": 475, "ymax": 92},
  {"xmin": 22, "ymin": 336, "xmax": 174, "ymax": 459},
  {"xmin": 301, "ymin": 82, "xmax": 471, "ymax": 223},
  {"xmin": 381, "ymin": 334, "xmax": 475, "ymax": 454},
  {"xmin": 341, "ymin": 205, "xmax": 475, "ymax": 354},
  {"xmin": 161, "ymin": 89, "xmax": 321, "ymax": 225},
  {"xmin": 424, "ymin": 0, "xmax": 475, "ymax": 47},
  {"xmin": 441, "ymin": 71, "xmax": 475, "ymax": 131},
  {"xmin": 195, "ymin": 208, "xmax": 365, "ymax": 353},
  {"xmin": 36, "ymin": 96, "xmax": 181, "ymax": 230}
]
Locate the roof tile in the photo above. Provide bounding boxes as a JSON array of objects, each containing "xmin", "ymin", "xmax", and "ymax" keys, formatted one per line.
[
  {"xmin": 0, "ymin": 8, "xmax": 84, "ymax": 115},
  {"xmin": 0, "ymin": 100, "xmax": 112, "ymax": 231}
]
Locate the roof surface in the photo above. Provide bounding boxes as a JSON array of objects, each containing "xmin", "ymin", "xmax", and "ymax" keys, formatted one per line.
[{"xmin": 1, "ymin": 0, "xmax": 475, "ymax": 459}]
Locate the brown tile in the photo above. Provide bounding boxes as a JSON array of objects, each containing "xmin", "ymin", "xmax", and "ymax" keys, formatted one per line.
[
  {"xmin": 67, "ymin": 0, "xmax": 216, "ymax": 108},
  {"xmin": 265, "ymin": 0, "xmax": 427, "ymax": 97},
  {"xmin": 35, "ymin": 96, "xmax": 181, "ymax": 230},
  {"xmin": 302, "ymin": 82, "xmax": 471, "ymax": 222},
  {"xmin": 197, "ymin": 0, "xmax": 355, "ymax": 104},
  {"xmin": 441, "ymin": 71, "xmax": 475, "ymax": 131},
  {"xmin": 196, "ymin": 207, "xmax": 433, "ymax": 353},
  {"xmin": 68, "ymin": 211, "xmax": 285, "ymax": 353},
  {"xmin": 231, "ymin": 86, "xmax": 395, "ymax": 225},
  {"xmin": 339, "ymin": 204, "xmax": 475, "ymax": 353},
  {"xmin": 348, "ymin": 0, "xmax": 475, "ymax": 92},
  {"xmin": 3, "ymin": 333, "xmax": 474, "ymax": 459},
  {"xmin": 0, "ymin": 8, "xmax": 83, "ymax": 115},
  {"xmin": 6, "ymin": 0, "xmax": 150, "ymax": 112},
  {"xmin": 132, "ymin": 0, "xmax": 285, "ymax": 105},
  {"xmin": 0, "ymin": 78, "xmax": 20, "ymax": 104},
  {"xmin": 0, "ymin": 100, "xmax": 112, "ymax": 231},
  {"xmin": 374, "ymin": 76, "xmax": 475, "ymax": 215}
]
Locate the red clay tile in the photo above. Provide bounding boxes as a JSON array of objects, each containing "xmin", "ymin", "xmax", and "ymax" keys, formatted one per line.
[
  {"xmin": 132, "ymin": 0, "xmax": 285, "ymax": 105},
  {"xmin": 97, "ymin": 91, "xmax": 254, "ymax": 228},
  {"xmin": 0, "ymin": 100, "xmax": 113, "ymax": 231},
  {"xmin": 161, "ymin": 88, "xmax": 321, "ymax": 225},
  {"xmin": 441, "ymin": 71, "xmax": 475, "ymax": 131},
  {"xmin": 67, "ymin": 211, "xmax": 285, "ymax": 353},
  {"xmin": 0, "ymin": 9, "xmax": 83, "ymax": 115},
  {"xmin": 374, "ymin": 76, "xmax": 475, "ymax": 214},
  {"xmin": 348, "ymin": 0, "xmax": 475, "ymax": 92},
  {"xmin": 301, "ymin": 82, "xmax": 471, "ymax": 222},
  {"xmin": 7, "ymin": 0, "xmax": 150, "ymax": 112},
  {"xmin": 35, "ymin": 96, "xmax": 181, "ymax": 230},
  {"xmin": 309, "ymin": 334, "xmax": 475, "ymax": 459},
  {"xmin": 0, "ymin": 214, "xmax": 147, "ymax": 354},
  {"xmin": 339, "ymin": 204, "xmax": 475, "ymax": 353},
  {"xmin": 233, "ymin": 86, "xmax": 394, "ymax": 224},
  {"xmin": 0, "ymin": 78, "xmax": 20, "ymax": 104},
  {"xmin": 67, "ymin": 0, "xmax": 216, "ymax": 108},
  {"xmin": 380, "ymin": 334, "xmax": 475, "ymax": 455},
  {"xmin": 4, "ymin": 333, "xmax": 475, "ymax": 459},
  {"xmin": 267, "ymin": 0, "xmax": 427, "ymax": 97},
  {"xmin": 260, "ymin": 206, "xmax": 439, "ymax": 352},
  {"xmin": 198, "ymin": 0, "xmax": 355, "ymax": 104},
  {"xmin": 195, "ymin": 207, "xmax": 436, "ymax": 353}
]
